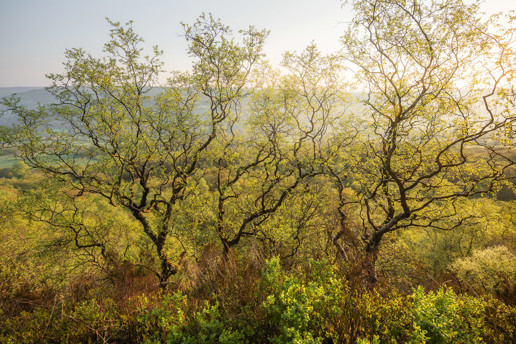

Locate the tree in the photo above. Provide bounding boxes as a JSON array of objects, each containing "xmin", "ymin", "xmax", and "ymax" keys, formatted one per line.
[
  {"xmin": 334, "ymin": 0, "xmax": 516, "ymax": 286},
  {"xmin": 1, "ymin": 15, "xmax": 268, "ymax": 287},
  {"xmin": 207, "ymin": 44, "xmax": 345, "ymax": 257}
]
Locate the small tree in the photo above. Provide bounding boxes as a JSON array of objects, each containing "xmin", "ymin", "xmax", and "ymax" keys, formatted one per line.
[{"xmin": 208, "ymin": 45, "xmax": 345, "ymax": 256}]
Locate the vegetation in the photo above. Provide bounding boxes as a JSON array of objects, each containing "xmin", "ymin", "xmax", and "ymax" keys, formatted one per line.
[{"xmin": 0, "ymin": 0, "xmax": 515, "ymax": 342}]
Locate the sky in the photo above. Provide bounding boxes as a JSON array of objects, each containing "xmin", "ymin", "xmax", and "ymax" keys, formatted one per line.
[{"xmin": 0, "ymin": 0, "xmax": 514, "ymax": 87}]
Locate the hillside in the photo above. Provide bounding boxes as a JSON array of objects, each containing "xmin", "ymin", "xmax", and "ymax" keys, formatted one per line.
[{"xmin": 0, "ymin": 87, "xmax": 55, "ymax": 126}]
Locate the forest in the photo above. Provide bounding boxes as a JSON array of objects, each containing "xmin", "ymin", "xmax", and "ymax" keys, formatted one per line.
[{"xmin": 0, "ymin": 0, "xmax": 515, "ymax": 343}]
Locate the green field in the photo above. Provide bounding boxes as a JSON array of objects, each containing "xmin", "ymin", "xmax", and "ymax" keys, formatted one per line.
[{"xmin": 0, "ymin": 155, "xmax": 18, "ymax": 168}]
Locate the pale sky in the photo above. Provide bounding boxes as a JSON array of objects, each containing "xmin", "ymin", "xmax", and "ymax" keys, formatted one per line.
[{"xmin": 0, "ymin": 0, "xmax": 513, "ymax": 87}]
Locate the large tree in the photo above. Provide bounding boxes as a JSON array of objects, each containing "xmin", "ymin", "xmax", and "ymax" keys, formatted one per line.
[
  {"xmin": 1, "ymin": 15, "xmax": 268, "ymax": 287},
  {"xmin": 333, "ymin": 0, "xmax": 516, "ymax": 286}
]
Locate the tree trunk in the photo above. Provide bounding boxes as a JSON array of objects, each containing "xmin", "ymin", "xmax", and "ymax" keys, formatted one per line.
[
  {"xmin": 156, "ymin": 244, "xmax": 177, "ymax": 289},
  {"xmin": 362, "ymin": 233, "xmax": 383, "ymax": 290},
  {"xmin": 221, "ymin": 238, "xmax": 231, "ymax": 259},
  {"xmin": 362, "ymin": 248, "xmax": 379, "ymax": 290}
]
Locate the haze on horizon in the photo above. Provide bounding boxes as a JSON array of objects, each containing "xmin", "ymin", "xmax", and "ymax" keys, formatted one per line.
[{"xmin": 0, "ymin": 0, "xmax": 514, "ymax": 87}]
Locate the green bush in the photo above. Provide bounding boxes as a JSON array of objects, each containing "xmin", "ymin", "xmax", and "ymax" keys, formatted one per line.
[
  {"xmin": 452, "ymin": 246, "xmax": 516, "ymax": 297},
  {"xmin": 258, "ymin": 257, "xmax": 345, "ymax": 343},
  {"xmin": 481, "ymin": 295, "xmax": 516, "ymax": 344},
  {"xmin": 0, "ymin": 297, "xmax": 125, "ymax": 343},
  {"xmin": 410, "ymin": 287, "xmax": 485, "ymax": 344},
  {"xmin": 133, "ymin": 292, "xmax": 188, "ymax": 343},
  {"xmin": 0, "ymin": 257, "xmax": 515, "ymax": 343},
  {"xmin": 134, "ymin": 291, "xmax": 249, "ymax": 344},
  {"xmin": 357, "ymin": 290, "xmax": 412, "ymax": 343},
  {"xmin": 356, "ymin": 287, "xmax": 487, "ymax": 344}
]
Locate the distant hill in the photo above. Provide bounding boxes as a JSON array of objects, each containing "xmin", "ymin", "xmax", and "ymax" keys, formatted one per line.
[
  {"xmin": 0, "ymin": 87, "xmax": 39, "ymax": 97},
  {"xmin": 0, "ymin": 87, "xmax": 55, "ymax": 126},
  {"xmin": 0, "ymin": 87, "xmax": 45, "ymax": 97},
  {"xmin": 0, "ymin": 87, "xmax": 214, "ymax": 127}
]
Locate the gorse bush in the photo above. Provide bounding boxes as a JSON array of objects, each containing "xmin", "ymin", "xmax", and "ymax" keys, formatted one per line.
[
  {"xmin": 357, "ymin": 290, "xmax": 412, "ymax": 342},
  {"xmin": 134, "ymin": 292, "xmax": 188, "ymax": 343}
]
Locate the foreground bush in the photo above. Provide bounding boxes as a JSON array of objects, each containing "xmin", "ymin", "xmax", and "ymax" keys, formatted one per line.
[{"xmin": 1, "ymin": 258, "xmax": 515, "ymax": 343}]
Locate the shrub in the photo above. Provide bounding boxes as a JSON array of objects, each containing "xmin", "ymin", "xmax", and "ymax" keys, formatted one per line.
[
  {"xmin": 410, "ymin": 286, "xmax": 485, "ymax": 344},
  {"xmin": 451, "ymin": 246, "xmax": 516, "ymax": 297},
  {"xmin": 258, "ymin": 257, "xmax": 345, "ymax": 343},
  {"xmin": 357, "ymin": 290, "xmax": 412, "ymax": 343},
  {"xmin": 481, "ymin": 295, "xmax": 516, "ymax": 344}
]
